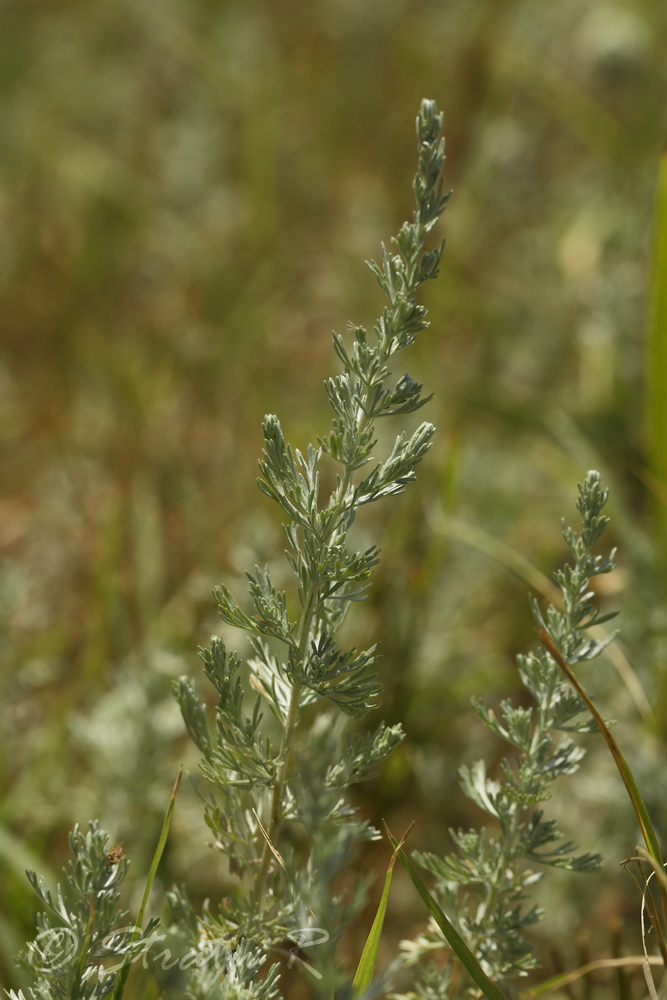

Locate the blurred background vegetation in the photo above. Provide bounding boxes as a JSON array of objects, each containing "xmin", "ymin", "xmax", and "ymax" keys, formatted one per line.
[{"xmin": 2, "ymin": 0, "xmax": 667, "ymax": 995}]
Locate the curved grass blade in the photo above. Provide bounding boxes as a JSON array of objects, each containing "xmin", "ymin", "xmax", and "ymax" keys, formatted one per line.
[
  {"xmin": 352, "ymin": 825, "xmax": 412, "ymax": 996},
  {"xmin": 537, "ymin": 629, "xmax": 667, "ymax": 962},
  {"xmin": 388, "ymin": 832, "xmax": 511, "ymax": 1000},
  {"xmin": 527, "ymin": 955, "xmax": 665, "ymax": 997},
  {"xmin": 537, "ymin": 631, "xmax": 663, "ymax": 872},
  {"xmin": 644, "ymin": 140, "xmax": 667, "ymax": 542}
]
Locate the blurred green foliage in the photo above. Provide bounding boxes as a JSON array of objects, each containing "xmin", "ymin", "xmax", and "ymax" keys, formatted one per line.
[{"xmin": 2, "ymin": 0, "xmax": 667, "ymax": 996}]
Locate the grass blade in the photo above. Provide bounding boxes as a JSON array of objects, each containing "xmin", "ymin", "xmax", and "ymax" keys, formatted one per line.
[
  {"xmin": 644, "ymin": 140, "xmax": 667, "ymax": 541},
  {"xmin": 527, "ymin": 955, "xmax": 665, "ymax": 997},
  {"xmin": 537, "ymin": 630, "xmax": 662, "ymax": 870},
  {"xmin": 352, "ymin": 825, "xmax": 412, "ymax": 995},
  {"xmin": 537, "ymin": 629, "xmax": 667, "ymax": 962},
  {"xmin": 112, "ymin": 764, "xmax": 183, "ymax": 1000},
  {"xmin": 138, "ymin": 763, "xmax": 183, "ymax": 927},
  {"xmin": 388, "ymin": 833, "xmax": 511, "ymax": 1000}
]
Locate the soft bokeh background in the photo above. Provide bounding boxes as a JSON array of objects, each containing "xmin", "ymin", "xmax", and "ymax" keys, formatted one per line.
[{"xmin": 2, "ymin": 0, "xmax": 667, "ymax": 995}]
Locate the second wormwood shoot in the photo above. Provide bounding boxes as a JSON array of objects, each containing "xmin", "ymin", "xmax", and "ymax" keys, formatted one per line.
[
  {"xmin": 171, "ymin": 98, "xmax": 450, "ymax": 993},
  {"xmin": 398, "ymin": 471, "xmax": 621, "ymax": 1000}
]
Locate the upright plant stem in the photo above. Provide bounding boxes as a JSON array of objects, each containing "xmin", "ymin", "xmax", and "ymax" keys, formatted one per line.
[
  {"xmin": 172, "ymin": 102, "xmax": 448, "ymax": 990},
  {"xmin": 254, "ymin": 582, "xmax": 317, "ymax": 908},
  {"xmin": 254, "ymin": 441, "xmax": 363, "ymax": 907}
]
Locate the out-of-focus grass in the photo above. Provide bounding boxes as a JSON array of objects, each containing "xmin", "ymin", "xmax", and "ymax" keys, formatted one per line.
[
  {"xmin": 645, "ymin": 143, "xmax": 667, "ymax": 536},
  {"xmin": 2, "ymin": 0, "xmax": 667, "ymax": 994}
]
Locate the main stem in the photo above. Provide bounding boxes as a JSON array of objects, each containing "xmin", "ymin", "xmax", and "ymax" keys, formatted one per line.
[
  {"xmin": 254, "ymin": 584, "xmax": 316, "ymax": 909},
  {"xmin": 251, "ymin": 225, "xmax": 431, "ymax": 907},
  {"xmin": 253, "ymin": 445, "xmax": 362, "ymax": 911}
]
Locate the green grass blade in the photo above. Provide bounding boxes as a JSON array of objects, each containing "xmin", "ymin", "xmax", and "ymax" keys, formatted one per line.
[
  {"xmin": 645, "ymin": 141, "xmax": 667, "ymax": 540},
  {"xmin": 351, "ymin": 832, "xmax": 406, "ymax": 995},
  {"xmin": 388, "ymin": 834, "xmax": 511, "ymax": 1000},
  {"xmin": 537, "ymin": 631, "xmax": 662, "ymax": 869},
  {"xmin": 112, "ymin": 764, "xmax": 183, "ymax": 1000},
  {"xmin": 137, "ymin": 763, "xmax": 183, "ymax": 928},
  {"xmin": 538, "ymin": 629, "xmax": 667, "ymax": 961}
]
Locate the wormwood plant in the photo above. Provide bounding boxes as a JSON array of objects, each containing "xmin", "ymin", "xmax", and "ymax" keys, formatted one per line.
[
  {"xmin": 398, "ymin": 472, "xmax": 624, "ymax": 1000},
  {"xmin": 9, "ymin": 100, "xmax": 449, "ymax": 1000},
  {"xmin": 10, "ymin": 95, "xmax": 667, "ymax": 1000},
  {"xmin": 7, "ymin": 823, "xmax": 160, "ymax": 1000},
  {"xmin": 169, "ymin": 97, "xmax": 448, "ymax": 996}
]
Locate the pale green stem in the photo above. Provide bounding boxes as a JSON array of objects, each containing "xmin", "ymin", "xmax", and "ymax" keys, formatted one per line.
[
  {"xmin": 253, "ymin": 237, "xmax": 430, "ymax": 909},
  {"xmin": 72, "ymin": 903, "xmax": 95, "ymax": 1000},
  {"xmin": 255, "ymin": 581, "xmax": 316, "ymax": 909},
  {"xmin": 254, "ymin": 409, "xmax": 366, "ymax": 909}
]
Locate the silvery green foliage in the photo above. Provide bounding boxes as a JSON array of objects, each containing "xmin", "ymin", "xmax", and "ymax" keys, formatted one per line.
[
  {"xmin": 174, "ymin": 99, "xmax": 449, "ymax": 991},
  {"xmin": 158, "ymin": 890, "xmax": 281, "ymax": 1000},
  {"xmin": 8, "ymin": 822, "xmax": 159, "ymax": 1000},
  {"xmin": 180, "ymin": 942, "xmax": 281, "ymax": 1000},
  {"xmin": 402, "ymin": 472, "xmax": 616, "ymax": 998}
]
